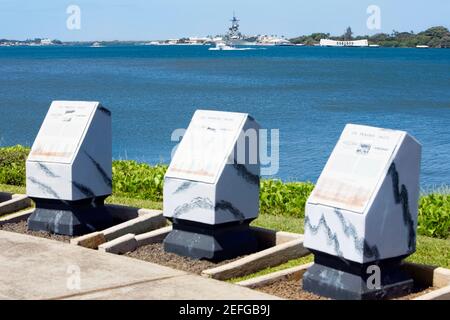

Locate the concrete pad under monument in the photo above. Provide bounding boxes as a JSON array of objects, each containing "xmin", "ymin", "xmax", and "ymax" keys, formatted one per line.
[
  {"xmin": 303, "ymin": 124, "xmax": 422, "ymax": 300},
  {"xmin": 163, "ymin": 110, "xmax": 261, "ymax": 261},
  {"xmin": 26, "ymin": 101, "xmax": 113, "ymax": 236}
]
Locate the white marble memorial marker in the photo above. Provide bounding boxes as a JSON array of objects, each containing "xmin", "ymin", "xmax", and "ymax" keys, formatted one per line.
[
  {"xmin": 303, "ymin": 123, "xmax": 422, "ymax": 300},
  {"xmin": 26, "ymin": 101, "xmax": 112, "ymax": 236},
  {"xmin": 163, "ymin": 110, "xmax": 261, "ymax": 260}
]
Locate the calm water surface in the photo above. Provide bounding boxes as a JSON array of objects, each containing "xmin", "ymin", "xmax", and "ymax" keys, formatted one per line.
[{"xmin": 0, "ymin": 45, "xmax": 449, "ymax": 187}]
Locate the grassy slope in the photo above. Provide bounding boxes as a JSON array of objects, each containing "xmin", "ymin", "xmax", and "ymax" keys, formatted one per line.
[{"xmin": 1, "ymin": 183, "xmax": 449, "ymax": 281}]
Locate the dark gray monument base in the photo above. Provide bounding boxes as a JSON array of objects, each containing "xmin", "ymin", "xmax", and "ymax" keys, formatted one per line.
[
  {"xmin": 27, "ymin": 197, "xmax": 113, "ymax": 236},
  {"xmin": 163, "ymin": 219, "xmax": 258, "ymax": 262},
  {"xmin": 303, "ymin": 251, "xmax": 414, "ymax": 300}
]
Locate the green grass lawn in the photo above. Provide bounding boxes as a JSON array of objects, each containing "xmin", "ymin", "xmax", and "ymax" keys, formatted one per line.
[
  {"xmin": 2, "ymin": 183, "xmax": 449, "ymax": 281},
  {"xmin": 105, "ymin": 195, "xmax": 162, "ymax": 210},
  {"xmin": 0, "ymin": 183, "xmax": 25, "ymax": 194},
  {"xmin": 252, "ymin": 213, "xmax": 305, "ymax": 234}
]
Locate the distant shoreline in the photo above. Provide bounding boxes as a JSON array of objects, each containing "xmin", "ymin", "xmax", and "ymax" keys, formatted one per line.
[
  {"xmin": 0, "ymin": 42, "xmax": 449, "ymax": 49},
  {"xmin": 2, "ymin": 26, "xmax": 449, "ymax": 49}
]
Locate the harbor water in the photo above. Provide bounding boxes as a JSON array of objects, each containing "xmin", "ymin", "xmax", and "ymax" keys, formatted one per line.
[{"xmin": 0, "ymin": 45, "xmax": 449, "ymax": 187}]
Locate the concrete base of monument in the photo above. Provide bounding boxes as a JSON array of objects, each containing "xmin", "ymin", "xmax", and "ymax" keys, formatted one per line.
[
  {"xmin": 27, "ymin": 197, "xmax": 113, "ymax": 236},
  {"xmin": 302, "ymin": 251, "xmax": 414, "ymax": 300},
  {"xmin": 163, "ymin": 219, "xmax": 258, "ymax": 262}
]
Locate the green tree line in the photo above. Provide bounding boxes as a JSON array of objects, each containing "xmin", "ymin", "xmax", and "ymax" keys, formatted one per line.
[{"xmin": 290, "ymin": 26, "xmax": 450, "ymax": 48}]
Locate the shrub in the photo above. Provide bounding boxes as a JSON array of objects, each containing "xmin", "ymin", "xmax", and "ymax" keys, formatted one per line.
[
  {"xmin": 0, "ymin": 145, "xmax": 29, "ymax": 186},
  {"xmin": 112, "ymin": 160, "xmax": 167, "ymax": 201},
  {"xmin": 260, "ymin": 179, "xmax": 315, "ymax": 217},
  {"xmin": 418, "ymin": 193, "xmax": 450, "ymax": 239}
]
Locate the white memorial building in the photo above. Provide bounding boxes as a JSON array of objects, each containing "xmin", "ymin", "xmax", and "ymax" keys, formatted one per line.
[{"xmin": 320, "ymin": 39, "xmax": 369, "ymax": 47}]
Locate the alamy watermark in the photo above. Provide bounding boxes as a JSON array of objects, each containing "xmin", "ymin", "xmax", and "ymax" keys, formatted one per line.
[
  {"xmin": 171, "ymin": 128, "xmax": 280, "ymax": 176},
  {"xmin": 366, "ymin": 265, "xmax": 381, "ymax": 290},
  {"xmin": 66, "ymin": 264, "xmax": 81, "ymax": 290},
  {"xmin": 367, "ymin": 5, "xmax": 381, "ymax": 31},
  {"xmin": 66, "ymin": 5, "xmax": 81, "ymax": 30}
]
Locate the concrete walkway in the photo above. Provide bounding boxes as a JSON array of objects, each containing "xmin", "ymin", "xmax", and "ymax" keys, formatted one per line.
[{"xmin": 0, "ymin": 231, "xmax": 278, "ymax": 300}]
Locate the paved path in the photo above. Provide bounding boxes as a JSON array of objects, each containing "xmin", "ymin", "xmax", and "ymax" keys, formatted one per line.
[{"xmin": 0, "ymin": 231, "xmax": 278, "ymax": 300}]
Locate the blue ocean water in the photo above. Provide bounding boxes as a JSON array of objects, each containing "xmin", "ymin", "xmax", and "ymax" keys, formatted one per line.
[{"xmin": 0, "ymin": 45, "xmax": 449, "ymax": 187}]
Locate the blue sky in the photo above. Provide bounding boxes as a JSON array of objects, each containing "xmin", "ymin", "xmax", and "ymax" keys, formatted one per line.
[{"xmin": 1, "ymin": 0, "xmax": 449, "ymax": 41}]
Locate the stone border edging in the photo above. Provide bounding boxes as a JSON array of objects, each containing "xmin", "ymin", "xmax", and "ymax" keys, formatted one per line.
[
  {"xmin": 106, "ymin": 204, "xmax": 158, "ymax": 221},
  {"xmin": 201, "ymin": 236, "xmax": 308, "ymax": 280},
  {"xmin": 0, "ymin": 193, "xmax": 32, "ymax": 217},
  {"xmin": 402, "ymin": 262, "xmax": 450, "ymax": 288},
  {"xmin": 0, "ymin": 208, "xmax": 35, "ymax": 225},
  {"xmin": 93, "ymin": 226, "xmax": 173, "ymax": 254},
  {"xmin": 136, "ymin": 226, "xmax": 172, "ymax": 246},
  {"xmin": 413, "ymin": 285, "xmax": 450, "ymax": 300},
  {"xmin": 237, "ymin": 262, "xmax": 313, "ymax": 288},
  {"xmin": 236, "ymin": 261, "xmax": 450, "ymax": 300},
  {"xmin": 71, "ymin": 209, "xmax": 166, "ymax": 249},
  {"xmin": 93, "ymin": 224, "xmax": 310, "ymax": 281},
  {"xmin": 98, "ymin": 233, "xmax": 137, "ymax": 254},
  {"xmin": 103, "ymin": 210, "xmax": 165, "ymax": 241}
]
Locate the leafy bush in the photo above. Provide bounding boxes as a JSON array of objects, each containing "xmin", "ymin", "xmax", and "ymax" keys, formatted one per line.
[
  {"xmin": 112, "ymin": 160, "xmax": 166, "ymax": 201},
  {"xmin": 418, "ymin": 193, "xmax": 450, "ymax": 239},
  {"xmin": 0, "ymin": 145, "xmax": 29, "ymax": 186},
  {"xmin": 260, "ymin": 179, "xmax": 314, "ymax": 217}
]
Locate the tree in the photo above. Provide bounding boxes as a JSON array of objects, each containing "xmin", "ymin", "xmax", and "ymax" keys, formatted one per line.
[
  {"xmin": 311, "ymin": 33, "xmax": 330, "ymax": 41},
  {"xmin": 421, "ymin": 26, "xmax": 449, "ymax": 38},
  {"xmin": 369, "ymin": 33, "xmax": 390, "ymax": 42},
  {"xmin": 440, "ymin": 36, "xmax": 450, "ymax": 48},
  {"xmin": 289, "ymin": 32, "xmax": 330, "ymax": 45}
]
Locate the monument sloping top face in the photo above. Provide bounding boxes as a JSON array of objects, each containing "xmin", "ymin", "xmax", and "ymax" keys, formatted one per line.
[
  {"xmin": 308, "ymin": 124, "xmax": 404, "ymax": 214},
  {"xmin": 28, "ymin": 101, "xmax": 98, "ymax": 164},
  {"xmin": 165, "ymin": 110, "xmax": 248, "ymax": 184}
]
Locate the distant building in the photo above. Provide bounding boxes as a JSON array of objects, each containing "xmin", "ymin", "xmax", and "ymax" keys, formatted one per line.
[
  {"xmin": 257, "ymin": 35, "xmax": 293, "ymax": 46},
  {"xmin": 319, "ymin": 39, "xmax": 368, "ymax": 47},
  {"xmin": 165, "ymin": 39, "xmax": 179, "ymax": 45},
  {"xmin": 187, "ymin": 37, "xmax": 210, "ymax": 44},
  {"xmin": 40, "ymin": 38, "xmax": 53, "ymax": 45}
]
